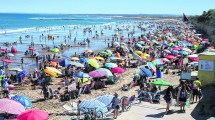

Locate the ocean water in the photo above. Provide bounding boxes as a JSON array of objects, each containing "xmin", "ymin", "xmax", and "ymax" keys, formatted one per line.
[{"xmin": 0, "ymin": 13, "xmax": 148, "ymax": 71}]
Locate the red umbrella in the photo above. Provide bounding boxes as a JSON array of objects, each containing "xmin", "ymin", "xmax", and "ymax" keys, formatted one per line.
[
  {"xmin": 165, "ymin": 55, "xmax": 176, "ymax": 60},
  {"xmin": 17, "ymin": 109, "xmax": 48, "ymax": 120},
  {"xmin": 111, "ymin": 67, "xmax": 125, "ymax": 73},
  {"xmin": 28, "ymin": 47, "xmax": 35, "ymax": 51},
  {"xmin": 89, "ymin": 70, "xmax": 106, "ymax": 78}
]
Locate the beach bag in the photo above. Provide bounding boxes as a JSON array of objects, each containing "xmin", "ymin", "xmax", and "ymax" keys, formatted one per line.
[{"xmin": 180, "ymin": 90, "xmax": 187, "ymax": 99}]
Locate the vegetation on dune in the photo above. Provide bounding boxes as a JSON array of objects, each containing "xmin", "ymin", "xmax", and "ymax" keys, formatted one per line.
[{"xmin": 197, "ymin": 9, "xmax": 215, "ymax": 23}]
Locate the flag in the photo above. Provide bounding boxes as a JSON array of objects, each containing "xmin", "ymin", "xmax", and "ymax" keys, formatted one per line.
[{"xmin": 183, "ymin": 13, "xmax": 189, "ymax": 22}]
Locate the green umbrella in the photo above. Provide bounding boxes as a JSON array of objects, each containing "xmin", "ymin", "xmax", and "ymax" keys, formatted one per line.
[
  {"xmin": 88, "ymin": 59, "xmax": 99, "ymax": 68},
  {"xmin": 151, "ymin": 80, "xmax": 172, "ymax": 86},
  {"xmin": 100, "ymin": 52, "xmax": 110, "ymax": 56},
  {"xmin": 52, "ymin": 48, "xmax": 59, "ymax": 53},
  {"xmin": 106, "ymin": 50, "xmax": 112, "ymax": 55}
]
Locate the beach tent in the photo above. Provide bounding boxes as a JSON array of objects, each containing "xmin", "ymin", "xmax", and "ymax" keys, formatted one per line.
[
  {"xmin": 80, "ymin": 99, "xmax": 108, "ymax": 114},
  {"xmin": 198, "ymin": 52, "xmax": 215, "ymax": 86},
  {"xmin": 96, "ymin": 95, "xmax": 114, "ymax": 108},
  {"xmin": 59, "ymin": 59, "xmax": 70, "ymax": 67}
]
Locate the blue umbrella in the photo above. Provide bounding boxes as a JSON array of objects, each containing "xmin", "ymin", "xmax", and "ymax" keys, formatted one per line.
[
  {"xmin": 96, "ymin": 95, "xmax": 114, "ymax": 108},
  {"xmin": 18, "ymin": 70, "xmax": 28, "ymax": 77},
  {"xmin": 11, "ymin": 95, "xmax": 32, "ymax": 108},
  {"xmin": 105, "ymin": 63, "xmax": 117, "ymax": 68},
  {"xmin": 59, "ymin": 59, "xmax": 70, "ymax": 67},
  {"xmin": 171, "ymin": 50, "xmax": 179, "ymax": 53},
  {"xmin": 0, "ymin": 70, "xmax": 4, "ymax": 76},
  {"xmin": 60, "ymin": 54, "xmax": 70, "ymax": 58},
  {"xmin": 140, "ymin": 67, "xmax": 152, "ymax": 77},
  {"xmin": 79, "ymin": 58, "xmax": 89, "ymax": 64},
  {"xmin": 80, "ymin": 99, "xmax": 108, "ymax": 114},
  {"xmin": 179, "ymin": 50, "xmax": 188, "ymax": 55},
  {"xmin": 77, "ymin": 71, "xmax": 90, "ymax": 78}
]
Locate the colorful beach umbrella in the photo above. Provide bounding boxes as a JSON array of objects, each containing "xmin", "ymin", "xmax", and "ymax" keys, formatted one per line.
[
  {"xmin": 9, "ymin": 68, "xmax": 22, "ymax": 72},
  {"xmin": 0, "ymin": 98, "xmax": 25, "ymax": 115},
  {"xmin": 111, "ymin": 67, "xmax": 125, "ymax": 74},
  {"xmin": 52, "ymin": 48, "xmax": 59, "ymax": 53},
  {"xmin": 97, "ymin": 68, "xmax": 113, "ymax": 77},
  {"xmin": 17, "ymin": 109, "xmax": 48, "ymax": 120},
  {"xmin": 152, "ymin": 59, "xmax": 164, "ymax": 65},
  {"xmin": 105, "ymin": 63, "xmax": 117, "ymax": 68},
  {"xmin": 44, "ymin": 69, "xmax": 58, "ymax": 77},
  {"xmin": 80, "ymin": 99, "xmax": 108, "ymax": 114},
  {"xmin": 165, "ymin": 55, "xmax": 176, "ymax": 60},
  {"xmin": 100, "ymin": 51, "xmax": 110, "ymax": 56},
  {"xmin": 79, "ymin": 58, "xmax": 89, "ymax": 63},
  {"xmin": 151, "ymin": 80, "xmax": 172, "ymax": 86},
  {"xmin": 2, "ymin": 59, "xmax": 12, "ymax": 63},
  {"xmin": 11, "ymin": 95, "xmax": 32, "ymax": 108},
  {"xmin": 147, "ymin": 62, "xmax": 156, "ymax": 72},
  {"xmin": 105, "ymin": 50, "xmax": 112, "ymax": 55},
  {"xmin": 88, "ymin": 59, "xmax": 99, "ymax": 68},
  {"xmin": 94, "ymin": 56, "xmax": 104, "ymax": 61},
  {"xmin": 140, "ymin": 67, "xmax": 152, "ymax": 77},
  {"xmin": 46, "ymin": 67, "xmax": 62, "ymax": 74},
  {"xmin": 18, "ymin": 70, "xmax": 28, "ymax": 77},
  {"xmin": 7, "ymin": 53, "xmax": 14, "ymax": 57},
  {"xmin": 89, "ymin": 70, "xmax": 106, "ymax": 78}
]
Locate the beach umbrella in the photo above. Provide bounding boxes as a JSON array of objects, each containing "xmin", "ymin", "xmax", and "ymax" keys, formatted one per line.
[
  {"xmin": 96, "ymin": 95, "xmax": 114, "ymax": 107},
  {"xmin": 100, "ymin": 51, "xmax": 110, "ymax": 56},
  {"xmin": 140, "ymin": 67, "xmax": 152, "ymax": 77},
  {"xmin": 188, "ymin": 54, "xmax": 199, "ymax": 62},
  {"xmin": 105, "ymin": 50, "xmax": 112, "ymax": 55},
  {"xmin": 147, "ymin": 62, "xmax": 156, "ymax": 72},
  {"xmin": 28, "ymin": 47, "xmax": 35, "ymax": 51},
  {"xmin": 164, "ymin": 49, "xmax": 171, "ymax": 53},
  {"xmin": 79, "ymin": 58, "xmax": 89, "ymax": 63},
  {"xmin": 172, "ymin": 47, "xmax": 181, "ymax": 51},
  {"xmin": 85, "ymin": 49, "xmax": 92, "ymax": 53},
  {"xmin": 46, "ymin": 67, "xmax": 62, "ymax": 74},
  {"xmin": 9, "ymin": 68, "xmax": 22, "ymax": 72},
  {"xmin": 109, "ymin": 56, "xmax": 122, "ymax": 62},
  {"xmin": 11, "ymin": 95, "xmax": 32, "ymax": 108},
  {"xmin": 75, "ymin": 62, "xmax": 85, "ymax": 67},
  {"xmin": 152, "ymin": 59, "xmax": 164, "ymax": 65},
  {"xmin": 135, "ymin": 50, "xmax": 143, "ymax": 55},
  {"xmin": 114, "ymin": 42, "xmax": 120, "ymax": 47},
  {"xmin": 7, "ymin": 53, "xmax": 14, "ymax": 57},
  {"xmin": 135, "ymin": 43, "xmax": 142, "ymax": 48},
  {"xmin": 165, "ymin": 55, "xmax": 176, "ymax": 60},
  {"xmin": 89, "ymin": 70, "xmax": 106, "ymax": 78},
  {"xmin": 88, "ymin": 59, "xmax": 99, "ymax": 68},
  {"xmin": 171, "ymin": 50, "xmax": 179, "ymax": 54},
  {"xmin": 80, "ymin": 99, "xmax": 108, "ymax": 114},
  {"xmin": 2, "ymin": 59, "xmax": 12, "ymax": 63},
  {"xmin": 59, "ymin": 59, "xmax": 70, "ymax": 67},
  {"xmin": 44, "ymin": 69, "xmax": 58, "ymax": 77},
  {"xmin": 105, "ymin": 63, "xmax": 117, "ymax": 68},
  {"xmin": 52, "ymin": 48, "xmax": 59, "ymax": 53},
  {"xmin": 17, "ymin": 109, "xmax": 48, "ymax": 120},
  {"xmin": 151, "ymin": 80, "xmax": 172, "ymax": 86},
  {"xmin": 60, "ymin": 54, "xmax": 69, "ymax": 58},
  {"xmin": 0, "ymin": 98, "xmax": 25, "ymax": 115},
  {"xmin": 71, "ymin": 57, "xmax": 79, "ymax": 61},
  {"xmin": 94, "ymin": 56, "xmax": 104, "ymax": 61},
  {"xmin": 111, "ymin": 67, "xmax": 125, "ymax": 74},
  {"xmin": 97, "ymin": 68, "xmax": 113, "ymax": 77},
  {"xmin": 179, "ymin": 51, "xmax": 188, "ymax": 55},
  {"xmin": 162, "ymin": 58, "xmax": 170, "ymax": 63},
  {"xmin": 18, "ymin": 70, "xmax": 28, "ymax": 77}
]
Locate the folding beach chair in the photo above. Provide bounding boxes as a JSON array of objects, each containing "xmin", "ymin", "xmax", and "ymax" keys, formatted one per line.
[{"xmin": 63, "ymin": 103, "xmax": 78, "ymax": 115}]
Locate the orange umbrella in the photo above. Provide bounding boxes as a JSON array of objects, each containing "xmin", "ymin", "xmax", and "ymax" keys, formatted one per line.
[
  {"xmin": 50, "ymin": 61, "xmax": 57, "ymax": 67},
  {"xmin": 85, "ymin": 49, "xmax": 92, "ymax": 53},
  {"xmin": 116, "ymin": 52, "xmax": 121, "ymax": 58}
]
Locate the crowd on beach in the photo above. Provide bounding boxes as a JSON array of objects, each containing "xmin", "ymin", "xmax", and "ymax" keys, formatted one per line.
[{"xmin": 0, "ymin": 19, "xmax": 213, "ymax": 119}]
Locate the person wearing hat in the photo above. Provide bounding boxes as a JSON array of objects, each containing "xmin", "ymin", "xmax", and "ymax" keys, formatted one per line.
[{"xmin": 111, "ymin": 93, "xmax": 121, "ymax": 119}]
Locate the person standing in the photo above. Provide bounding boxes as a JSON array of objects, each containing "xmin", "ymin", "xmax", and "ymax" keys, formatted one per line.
[
  {"xmin": 179, "ymin": 85, "xmax": 188, "ymax": 112},
  {"xmin": 164, "ymin": 86, "xmax": 173, "ymax": 114},
  {"xmin": 111, "ymin": 93, "xmax": 121, "ymax": 119}
]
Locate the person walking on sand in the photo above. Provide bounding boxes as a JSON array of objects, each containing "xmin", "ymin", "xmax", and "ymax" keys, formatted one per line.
[
  {"xmin": 179, "ymin": 85, "xmax": 188, "ymax": 112},
  {"xmin": 164, "ymin": 86, "xmax": 173, "ymax": 114},
  {"xmin": 111, "ymin": 93, "xmax": 121, "ymax": 119}
]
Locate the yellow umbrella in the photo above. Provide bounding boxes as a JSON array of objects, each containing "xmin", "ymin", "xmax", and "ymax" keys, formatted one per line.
[
  {"xmin": 46, "ymin": 67, "xmax": 62, "ymax": 75},
  {"xmin": 94, "ymin": 56, "xmax": 104, "ymax": 61},
  {"xmin": 142, "ymin": 53, "xmax": 150, "ymax": 60},
  {"xmin": 135, "ymin": 50, "xmax": 143, "ymax": 55},
  {"xmin": 71, "ymin": 57, "xmax": 80, "ymax": 61},
  {"xmin": 44, "ymin": 69, "xmax": 58, "ymax": 77},
  {"xmin": 88, "ymin": 59, "xmax": 99, "ymax": 68}
]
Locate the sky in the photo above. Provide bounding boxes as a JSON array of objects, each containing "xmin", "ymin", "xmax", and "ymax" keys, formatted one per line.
[{"xmin": 0, "ymin": 0, "xmax": 215, "ymax": 15}]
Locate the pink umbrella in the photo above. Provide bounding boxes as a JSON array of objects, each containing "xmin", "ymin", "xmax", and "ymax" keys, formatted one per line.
[
  {"xmin": 28, "ymin": 47, "xmax": 35, "ymax": 51},
  {"xmin": 17, "ymin": 109, "xmax": 48, "ymax": 120},
  {"xmin": 165, "ymin": 55, "xmax": 176, "ymax": 60},
  {"xmin": 2, "ymin": 59, "xmax": 12, "ymax": 63},
  {"xmin": 0, "ymin": 98, "xmax": 25, "ymax": 115},
  {"xmin": 89, "ymin": 70, "xmax": 106, "ymax": 78},
  {"xmin": 120, "ymin": 36, "xmax": 125, "ymax": 40},
  {"xmin": 188, "ymin": 54, "xmax": 199, "ymax": 62},
  {"xmin": 172, "ymin": 47, "xmax": 181, "ymax": 51},
  {"xmin": 111, "ymin": 67, "xmax": 125, "ymax": 74}
]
